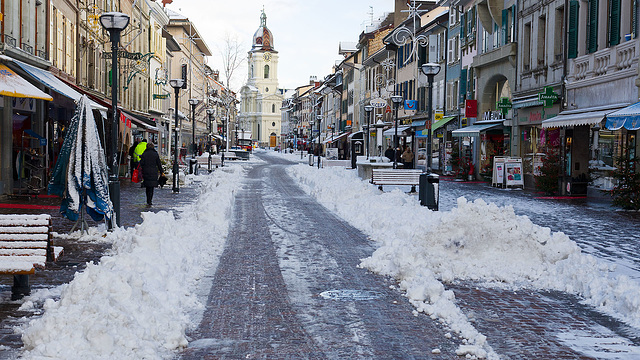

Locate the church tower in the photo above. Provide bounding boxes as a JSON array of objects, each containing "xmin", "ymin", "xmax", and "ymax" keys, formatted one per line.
[{"xmin": 239, "ymin": 10, "xmax": 283, "ymax": 148}]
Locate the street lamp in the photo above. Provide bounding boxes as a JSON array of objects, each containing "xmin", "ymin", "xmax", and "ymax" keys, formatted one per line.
[
  {"xmin": 316, "ymin": 114, "xmax": 322, "ymax": 168},
  {"xmin": 364, "ymin": 104, "xmax": 373, "ymax": 159},
  {"xmin": 188, "ymin": 98, "xmax": 199, "ymax": 171},
  {"xmin": 390, "ymin": 94, "xmax": 404, "ymax": 169},
  {"xmin": 99, "ymin": 11, "xmax": 130, "ymax": 229},
  {"xmin": 206, "ymin": 108, "xmax": 214, "ymax": 171},
  {"xmin": 170, "ymin": 78, "xmax": 184, "ymax": 193},
  {"xmin": 420, "ymin": 62, "xmax": 441, "ymax": 173}
]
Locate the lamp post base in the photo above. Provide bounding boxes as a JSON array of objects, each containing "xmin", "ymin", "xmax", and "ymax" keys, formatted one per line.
[{"xmin": 172, "ymin": 163, "xmax": 180, "ymax": 193}]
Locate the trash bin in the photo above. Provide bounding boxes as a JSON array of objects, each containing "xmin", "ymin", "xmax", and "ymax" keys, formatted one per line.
[
  {"xmin": 419, "ymin": 173, "xmax": 439, "ymax": 211},
  {"xmin": 189, "ymin": 158, "xmax": 198, "ymax": 174},
  {"xmin": 309, "ymin": 154, "xmax": 314, "ymax": 166}
]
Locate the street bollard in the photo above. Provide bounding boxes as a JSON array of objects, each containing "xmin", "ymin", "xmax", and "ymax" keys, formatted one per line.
[
  {"xmin": 189, "ymin": 158, "xmax": 197, "ymax": 174},
  {"xmin": 419, "ymin": 173, "xmax": 439, "ymax": 210},
  {"xmin": 309, "ymin": 154, "xmax": 314, "ymax": 166}
]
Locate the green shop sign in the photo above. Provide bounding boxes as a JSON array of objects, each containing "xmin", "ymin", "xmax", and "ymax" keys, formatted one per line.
[
  {"xmin": 496, "ymin": 97, "xmax": 512, "ymax": 116},
  {"xmin": 538, "ymin": 86, "xmax": 559, "ymax": 108},
  {"xmin": 102, "ymin": 51, "xmax": 145, "ymax": 60},
  {"xmin": 153, "ymin": 94, "xmax": 170, "ymax": 100}
]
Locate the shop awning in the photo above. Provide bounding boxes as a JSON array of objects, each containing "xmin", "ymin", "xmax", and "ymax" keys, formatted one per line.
[
  {"xmin": 432, "ymin": 116, "xmax": 457, "ymax": 132},
  {"xmin": 11, "ymin": 59, "xmax": 107, "ymax": 111},
  {"xmin": 452, "ymin": 121, "xmax": 502, "ymax": 137},
  {"xmin": 605, "ymin": 102, "xmax": 640, "ymax": 130},
  {"xmin": 0, "ymin": 64, "xmax": 52, "ymax": 101},
  {"xmin": 383, "ymin": 126, "xmax": 411, "ymax": 136},
  {"xmin": 121, "ymin": 110, "xmax": 158, "ymax": 132},
  {"xmin": 322, "ymin": 132, "xmax": 349, "ymax": 144},
  {"xmin": 411, "ymin": 120, "xmax": 426, "ymax": 127},
  {"xmin": 541, "ymin": 104, "xmax": 627, "ymax": 128},
  {"xmin": 348, "ymin": 131, "xmax": 363, "ymax": 140}
]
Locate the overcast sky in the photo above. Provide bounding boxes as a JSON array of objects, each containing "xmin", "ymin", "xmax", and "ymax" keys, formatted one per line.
[{"xmin": 164, "ymin": 0, "xmax": 395, "ymax": 92}]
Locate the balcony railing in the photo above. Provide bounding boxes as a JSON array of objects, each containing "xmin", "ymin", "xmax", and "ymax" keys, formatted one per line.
[
  {"xmin": 21, "ymin": 43, "xmax": 33, "ymax": 54},
  {"xmin": 568, "ymin": 39, "xmax": 638, "ymax": 82},
  {"xmin": 3, "ymin": 35, "xmax": 17, "ymax": 47}
]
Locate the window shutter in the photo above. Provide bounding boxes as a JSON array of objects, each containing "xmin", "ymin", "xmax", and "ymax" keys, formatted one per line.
[
  {"xmin": 502, "ymin": 9, "xmax": 508, "ymax": 45},
  {"xmin": 568, "ymin": 0, "xmax": 579, "ymax": 59},
  {"xmin": 448, "ymin": 38, "xmax": 454, "ymax": 63},
  {"xmin": 460, "ymin": 68, "xmax": 468, "ymax": 104},
  {"xmin": 588, "ymin": 0, "xmax": 599, "ymax": 53},
  {"xmin": 610, "ymin": 0, "xmax": 621, "ymax": 46},
  {"xmin": 398, "ymin": 45, "xmax": 404, "ymax": 68},
  {"xmin": 446, "ymin": 83, "xmax": 452, "ymax": 111},
  {"xmin": 429, "ymin": 34, "xmax": 438, "ymax": 62},
  {"xmin": 461, "ymin": 12, "xmax": 466, "ymax": 41}
]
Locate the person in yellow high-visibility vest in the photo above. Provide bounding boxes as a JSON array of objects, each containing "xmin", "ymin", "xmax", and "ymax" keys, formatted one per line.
[
  {"xmin": 132, "ymin": 139, "xmax": 148, "ymax": 183},
  {"xmin": 133, "ymin": 139, "xmax": 147, "ymax": 163}
]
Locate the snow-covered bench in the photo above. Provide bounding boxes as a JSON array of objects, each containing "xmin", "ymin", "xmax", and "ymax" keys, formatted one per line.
[
  {"xmin": 195, "ymin": 154, "xmax": 222, "ymax": 173},
  {"xmin": 0, "ymin": 214, "xmax": 63, "ymax": 299},
  {"xmin": 371, "ymin": 169, "xmax": 423, "ymax": 191}
]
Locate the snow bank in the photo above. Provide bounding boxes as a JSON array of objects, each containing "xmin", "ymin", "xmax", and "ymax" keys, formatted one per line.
[
  {"xmin": 286, "ymin": 162, "xmax": 640, "ymax": 358},
  {"xmin": 19, "ymin": 165, "xmax": 244, "ymax": 360}
]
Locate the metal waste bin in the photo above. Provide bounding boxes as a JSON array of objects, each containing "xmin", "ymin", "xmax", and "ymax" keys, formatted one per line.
[
  {"xmin": 419, "ymin": 173, "xmax": 439, "ymax": 210},
  {"xmin": 189, "ymin": 158, "xmax": 198, "ymax": 174},
  {"xmin": 309, "ymin": 154, "xmax": 314, "ymax": 166}
]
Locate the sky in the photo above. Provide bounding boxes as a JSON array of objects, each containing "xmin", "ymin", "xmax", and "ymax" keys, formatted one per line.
[
  {"xmin": 163, "ymin": 0, "xmax": 395, "ymax": 92},
  {"xmin": 15, "ymin": 151, "xmax": 640, "ymax": 358}
]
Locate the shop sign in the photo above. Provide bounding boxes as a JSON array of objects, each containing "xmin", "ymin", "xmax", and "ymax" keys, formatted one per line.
[
  {"xmin": 434, "ymin": 111, "xmax": 443, "ymax": 121},
  {"xmin": 153, "ymin": 94, "xmax": 170, "ymax": 100},
  {"xmin": 483, "ymin": 111, "xmax": 505, "ymax": 121},
  {"xmin": 496, "ymin": 97, "xmax": 512, "ymax": 117},
  {"xmin": 101, "ymin": 50, "xmax": 145, "ymax": 60},
  {"xmin": 465, "ymin": 99, "xmax": 478, "ymax": 118},
  {"xmin": 370, "ymin": 98, "xmax": 387, "ymax": 109},
  {"xmin": 538, "ymin": 86, "xmax": 559, "ymax": 108}
]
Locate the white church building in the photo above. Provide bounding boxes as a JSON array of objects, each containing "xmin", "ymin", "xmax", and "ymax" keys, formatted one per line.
[{"xmin": 239, "ymin": 10, "xmax": 284, "ymax": 148}]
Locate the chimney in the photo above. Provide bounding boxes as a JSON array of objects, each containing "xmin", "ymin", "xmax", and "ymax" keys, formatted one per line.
[{"xmin": 309, "ymin": 75, "xmax": 317, "ymax": 85}]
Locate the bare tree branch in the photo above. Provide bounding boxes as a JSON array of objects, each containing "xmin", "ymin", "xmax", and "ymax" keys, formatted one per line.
[{"xmin": 218, "ymin": 33, "xmax": 245, "ymax": 90}]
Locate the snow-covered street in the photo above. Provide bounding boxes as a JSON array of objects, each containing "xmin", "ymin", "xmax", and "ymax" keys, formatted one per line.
[{"xmin": 3, "ymin": 149, "xmax": 640, "ymax": 359}]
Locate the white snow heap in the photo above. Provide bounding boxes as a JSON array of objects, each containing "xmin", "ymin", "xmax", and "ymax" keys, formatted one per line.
[
  {"xmin": 285, "ymin": 160, "xmax": 640, "ymax": 358},
  {"xmin": 20, "ymin": 164, "xmax": 245, "ymax": 359}
]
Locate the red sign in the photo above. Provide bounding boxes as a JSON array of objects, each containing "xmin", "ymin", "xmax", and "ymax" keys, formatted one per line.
[
  {"xmin": 465, "ymin": 99, "xmax": 478, "ymax": 118},
  {"xmin": 385, "ymin": 105, "xmax": 392, "ymax": 113}
]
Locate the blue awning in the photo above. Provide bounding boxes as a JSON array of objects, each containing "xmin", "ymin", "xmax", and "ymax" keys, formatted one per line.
[
  {"xmin": 11, "ymin": 59, "xmax": 107, "ymax": 111},
  {"xmin": 605, "ymin": 102, "xmax": 640, "ymax": 130}
]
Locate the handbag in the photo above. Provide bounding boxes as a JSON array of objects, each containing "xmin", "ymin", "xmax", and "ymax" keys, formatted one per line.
[{"xmin": 132, "ymin": 164, "xmax": 142, "ymax": 183}]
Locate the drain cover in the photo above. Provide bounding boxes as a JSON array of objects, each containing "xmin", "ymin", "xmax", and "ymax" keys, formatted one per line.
[{"xmin": 319, "ymin": 289, "xmax": 382, "ymax": 301}]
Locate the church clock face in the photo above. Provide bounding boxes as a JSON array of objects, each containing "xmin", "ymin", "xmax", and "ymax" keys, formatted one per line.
[{"xmin": 263, "ymin": 52, "xmax": 271, "ymax": 62}]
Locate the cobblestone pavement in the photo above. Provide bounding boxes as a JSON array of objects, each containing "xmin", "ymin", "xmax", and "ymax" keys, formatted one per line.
[
  {"xmin": 0, "ymin": 175, "xmax": 200, "ymax": 356},
  {"xmin": 183, "ymin": 153, "xmax": 640, "ymax": 359},
  {"xmin": 180, "ymin": 155, "xmax": 460, "ymax": 359}
]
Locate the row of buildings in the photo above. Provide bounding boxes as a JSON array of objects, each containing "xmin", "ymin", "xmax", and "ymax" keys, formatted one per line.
[
  {"xmin": 0, "ymin": 0, "xmax": 238, "ymax": 196},
  {"xmin": 282, "ymin": 0, "xmax": 640, "ymax": 195}
]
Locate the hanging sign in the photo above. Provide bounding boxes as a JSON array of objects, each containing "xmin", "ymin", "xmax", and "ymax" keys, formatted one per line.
[
  {"xmin": 538, "ymin": 86, "xmax": 559, "ymax": 108},
  {"xmin": 434, "ymin": 111, "xmax": 444, "ymax": 121},
  {"xmin": 153, "ymin": 94, "xmax": 170, "ymax": 100},
  {"xmin": 465, "ymin": 99, "xmax": 478, "ymax": 118},
  {"xmin": 404, "ymin": 100, "xmax": 417, "ymax": 110},
  {"xmin": 370, "ymin": 98, "xmax": 387, "ymax": 109},
  {"xmin": 102, "ymin": 51, "xmax": 145, "ymax": 60}
]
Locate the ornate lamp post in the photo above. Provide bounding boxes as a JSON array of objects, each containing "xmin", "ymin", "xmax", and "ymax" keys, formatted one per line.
[
  {"xmin": 390, "ymin": 94, "xmax": 404, "ymax": 169},
  {"xmin": 316, "ymin": 114, "xmax": 322, "ymax": 168},
  {"xmin": 99, "ymin": 12, "xmax": 130, "ymax": 229},
  {"xmin": 364, "ymin": 104, "xmax": 373, "ymax": 159},
  {"xmin": 420, "ymin": 63, "xmax": 441, "ymax": 173},
  {"xmin": 206, "ymin": 108, "xmax": 214, "ymax": 171},
  {"xmin": 188, "ymin": 98, "xmax": 199, "ymax": 168},
  {"xmin": 169, "ymin": 79, "xmax": 184, "ymax": 193}
]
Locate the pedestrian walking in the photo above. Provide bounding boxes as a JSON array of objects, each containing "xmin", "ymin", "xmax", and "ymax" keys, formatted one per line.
[
  {"xmin": 401, "ymin": 146, "xmax": 414, "ymax": 169},
  {"xmin": 128, "ymin": 139, "xmax": 140, "ymax": 178},
  {"xmin": 139, "ymin": 142, "xmax": 164, "ymax": 206},
  {"xmin": 384, "ymin": 146, "xmax": 394, "ymax": 161}
]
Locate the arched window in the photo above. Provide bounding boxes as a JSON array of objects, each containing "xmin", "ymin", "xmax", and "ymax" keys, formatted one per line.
[
  {"xmin": 264, "ymin": 65, "xmax": 270, "ymax": 78},
  {"xmin": 272, "ymin": 104, "xmax": 276, "ymax": 113}
]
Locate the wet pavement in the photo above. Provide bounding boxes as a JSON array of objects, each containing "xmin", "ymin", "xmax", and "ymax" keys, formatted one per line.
[{"xmin": 0, "ymin": 152, "xmax": 639, "ymax": 359}]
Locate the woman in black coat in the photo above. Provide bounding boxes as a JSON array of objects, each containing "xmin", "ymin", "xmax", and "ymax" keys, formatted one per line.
[{"xmin": 139, "ymin": 142, "xmax": 164, "ymax": 206}]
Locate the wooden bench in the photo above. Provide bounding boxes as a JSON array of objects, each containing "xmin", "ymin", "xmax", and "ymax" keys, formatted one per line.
[
  {"xmin": 0, "ymin": 214, "xmax": 63, "ymax": 299},
  {"xmin": 371, "ymin": 169, "xmax": 424, "ymax": 191}
]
